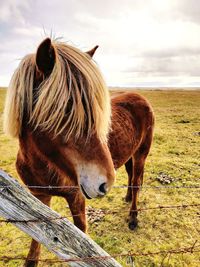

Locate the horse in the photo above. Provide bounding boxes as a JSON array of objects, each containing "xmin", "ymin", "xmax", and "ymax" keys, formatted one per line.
[
  {"xmin": 3, "ymin": 38, "xmax": 116, "ymax": 267},
  {"xmin": 109, "ymin": 91, "xmax": 154, "ymax": 229},
  {"xmin": 4, "ymin": 38, "xmax": 154, "ymax": 267}
]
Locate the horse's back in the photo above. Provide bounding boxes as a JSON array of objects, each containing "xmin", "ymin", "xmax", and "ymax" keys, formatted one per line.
[
  {"xmin": 111, "ymin": 91, "xmax": 153, "ymax": 114},
  {"xmin": 109, "ymin": 92, "xmax": 154, "ymax": 168}
]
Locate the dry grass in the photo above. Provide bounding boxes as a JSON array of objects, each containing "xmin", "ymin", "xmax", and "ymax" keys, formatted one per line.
[{"xmin": 0, "ymin": 88, "xmax": 200, "ymax": 266}]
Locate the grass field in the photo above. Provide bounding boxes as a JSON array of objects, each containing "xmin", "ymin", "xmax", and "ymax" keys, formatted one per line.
[{"xmin": 0, "ymin": 88, "xmax": 200, "ymax": 266}]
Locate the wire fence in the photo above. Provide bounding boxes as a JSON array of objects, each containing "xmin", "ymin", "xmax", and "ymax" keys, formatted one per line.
[
  {"xmin": 0, "ymin": 242, "xmax": 200, "ymax": 264},
  {"xmin": 0, "ymin": 184, "xmax": 200, "ymax": 189},
  {"xmin": 0, "ymin": 178, "xmax": 200, "ymax": 265},
  {"xmin": 0, "ymin": 203, "xmax": 199, "ymax": 223}
]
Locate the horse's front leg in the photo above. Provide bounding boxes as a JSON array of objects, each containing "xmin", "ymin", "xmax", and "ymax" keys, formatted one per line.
[
  {"xmin": 125, "ymin": 158, "xmax": 133, "ymax": 202},
  {"xmin": 64, "ymin": 190, "xmax": 86, "ymax": 232},
  {"xmin": 24, "ymin": 194, "xmax": 51, "ymax": 267}
]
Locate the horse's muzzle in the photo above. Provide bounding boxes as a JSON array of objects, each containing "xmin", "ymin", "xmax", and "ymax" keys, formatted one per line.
[{"xmin": 80, "ymin": 182, "xmax": 108, "ymax": 199}]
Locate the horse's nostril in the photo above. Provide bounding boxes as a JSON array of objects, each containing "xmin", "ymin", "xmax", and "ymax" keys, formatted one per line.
[{"xmin": 99, "ymin": 182, "xmax": 107, "ymax": 194}]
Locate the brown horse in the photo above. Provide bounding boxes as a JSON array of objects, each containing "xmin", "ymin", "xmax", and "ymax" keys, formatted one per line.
[
  {"xmin": 3, "ymin": 38, "xmax": 115, "ymax": 267},
  {"xmin": 4, "ymin": 38, "xmax": 154, "ymax": 266},
  {"xmin": 109, "ymin": 92, "xmax": 154, "ymax": 229}
]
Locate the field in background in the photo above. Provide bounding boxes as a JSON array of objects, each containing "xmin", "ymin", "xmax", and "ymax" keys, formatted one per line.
[{"xmin": 0, "ymin": 88, "xmax": 200, "ymax": 266}]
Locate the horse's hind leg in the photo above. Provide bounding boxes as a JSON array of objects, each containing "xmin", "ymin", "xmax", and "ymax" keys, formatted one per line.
[
  {"xmin": 128, "ymin": 134, "xmax": 152, "ymax": 230},
  {"xmin": 125, "ymin": 158, "xmax": 133, "ymax": 202},
  {"xmin": 24, "ymin": 194, "xmax": 51, "ymax": 267}
]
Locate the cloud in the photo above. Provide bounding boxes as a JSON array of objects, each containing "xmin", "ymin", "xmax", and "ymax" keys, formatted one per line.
[
  {"xmin": 0, "ymin": 0, "xmax": 28, "ymax": 24},
  {"xmin": 175, "ymin": 0, "xmax": 200, "ymax": 23},
  {"xmin": 1, "ymin": 0, "xmax": 200, "ymax": 87},
  {"xmin": 125, "ymin": 55, "xmax": 200, "ymax": 77}
]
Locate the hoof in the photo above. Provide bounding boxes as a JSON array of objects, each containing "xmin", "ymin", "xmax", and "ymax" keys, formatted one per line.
[
  {"xmin": 24, "ymin": 260, "xmax": 38, "ymax": 267},
  {"xmin": 125, "ymin": 194, "xmax": 132, "ymax": 202},
  {"xmin": 128, "ymin": 218, "xmax": 138, "ymax": 230}
]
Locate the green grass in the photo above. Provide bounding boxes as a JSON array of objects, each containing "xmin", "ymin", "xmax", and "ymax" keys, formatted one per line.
[{"xmin": 0, "ymin": 88, "xmax": 200, "ymax": 266}]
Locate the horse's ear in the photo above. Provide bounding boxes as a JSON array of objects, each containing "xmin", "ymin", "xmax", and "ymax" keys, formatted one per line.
[
  {"xmin": 36, "ymin": 38, "xmax": 56, "ymax": 75},
  {"xmin": 86, "ymin": 45, "xmax": 99, "ymax": 58}
]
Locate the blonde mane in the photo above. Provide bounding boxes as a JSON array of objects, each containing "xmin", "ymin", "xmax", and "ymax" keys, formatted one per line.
[{"xmin": 3, "ymin": 41, "xmax": 111, "ymax": 143}]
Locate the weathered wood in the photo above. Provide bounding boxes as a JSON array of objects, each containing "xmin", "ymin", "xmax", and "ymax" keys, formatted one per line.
[{"xmin": 0, "ymin": 170, "xmax": 122, "ymax": 267}]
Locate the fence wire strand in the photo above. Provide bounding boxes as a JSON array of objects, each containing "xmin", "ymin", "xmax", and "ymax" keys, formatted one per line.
[
  {"xmin": 0, "ymin": 184, "xmax": 200, "ymax": 190},
  {"xmin": 0, "ymin": 243, "xmax": 200, "ymax": 263},
  {"xmin": 0, "ymin": 203, "xmax": 199, "ymax": 223}
]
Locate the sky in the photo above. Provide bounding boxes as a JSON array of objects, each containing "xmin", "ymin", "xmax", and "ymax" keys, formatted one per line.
[{"xmin": 1, "ymin": 0, "xmax": 200, "ymax": 87}]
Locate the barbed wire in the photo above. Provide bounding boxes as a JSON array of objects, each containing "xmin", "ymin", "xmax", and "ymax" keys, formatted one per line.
[
  {"xmin": 0, "ymin": 184, "xmax": 200, "ymax": 190},
  {"xmin": 0, "ymin": 203, "xmax": 199, "ymax": 223},
  {"xmin": 0, "ymin": 173, "xmax": 199, "ymax": 265},
  {"xmin": 0, "ymin": 242, "xmax": 199, "ymax": 263}
]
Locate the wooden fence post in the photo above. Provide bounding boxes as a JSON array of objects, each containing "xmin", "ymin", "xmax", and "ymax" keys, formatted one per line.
[{"xmin": 0, "ymin": 169, "xmax": 123, "ymax": 267}]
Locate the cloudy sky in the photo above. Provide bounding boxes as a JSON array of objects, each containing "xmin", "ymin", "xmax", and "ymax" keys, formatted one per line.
[{"xmin": 1, "ymin": 0, "xmax": 200, "ymax": 87}]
